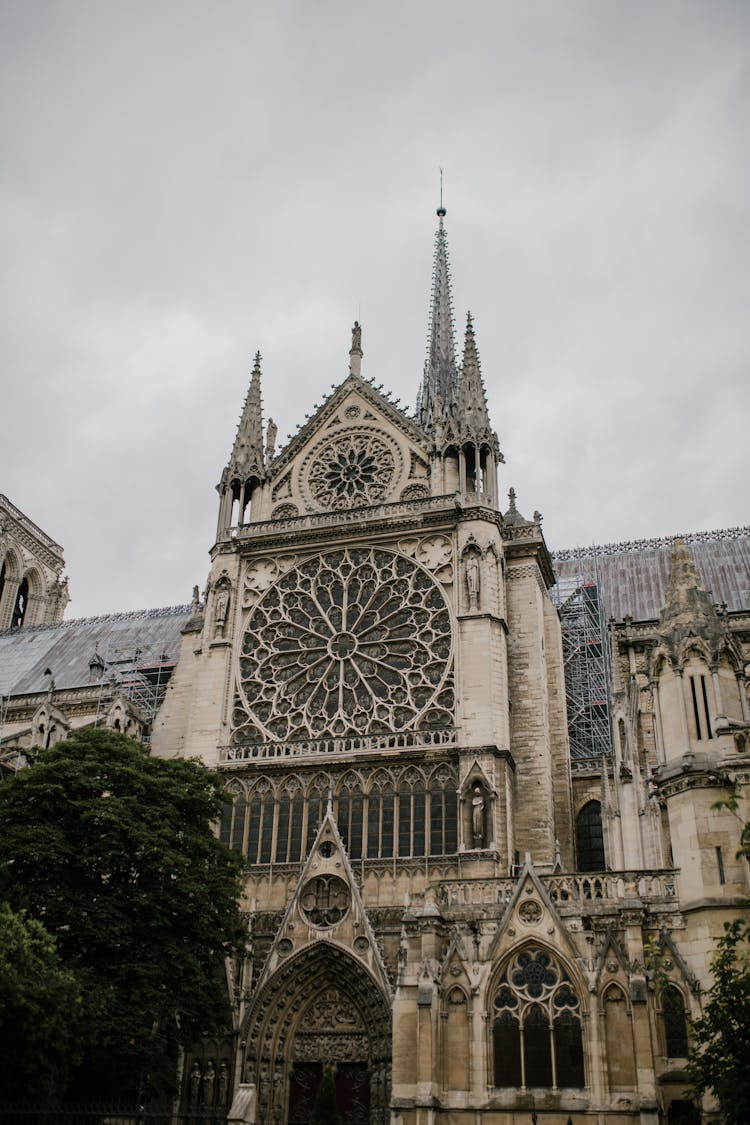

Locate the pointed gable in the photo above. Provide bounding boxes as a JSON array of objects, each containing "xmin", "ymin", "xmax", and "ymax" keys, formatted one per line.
[
  {"xmin": 252, "ymin": 805, "xmax": 392, "ymax": 1001},
  {"xmin": 266, "ymin": 368, "xmax": 434, "ymax": 518}
]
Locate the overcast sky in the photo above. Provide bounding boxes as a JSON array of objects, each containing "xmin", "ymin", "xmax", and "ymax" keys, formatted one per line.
[{"xmin": 1, "ymin": 1, "xmax": 748, "ymax": 619}]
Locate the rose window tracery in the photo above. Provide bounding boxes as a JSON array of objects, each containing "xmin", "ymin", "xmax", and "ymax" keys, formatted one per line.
[
  {"xmin": 304, "ymin": 431, "xmax": 398, "ymax": 511},
  {"xmin": 237, "ymin": 547, "xmax": 453, "ymax": 741}
]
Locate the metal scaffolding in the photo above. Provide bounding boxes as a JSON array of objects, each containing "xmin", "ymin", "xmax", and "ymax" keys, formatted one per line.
[
  {"xmin": 94, "ymin": 644, "xmax": 175, "ymax": 739},
  {"xmin": 552, "ymin": 564, "xmax": 613, "ymax": 760}
]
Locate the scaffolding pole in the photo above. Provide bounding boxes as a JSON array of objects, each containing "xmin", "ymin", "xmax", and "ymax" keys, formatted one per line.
[{"xmin": 553, "ymin": 553, "xmax": 613, "ymax": 760}]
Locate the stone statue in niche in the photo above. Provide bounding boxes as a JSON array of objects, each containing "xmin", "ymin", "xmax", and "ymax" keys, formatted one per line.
[
  {"xmin": 214, "ymin": 586, "xmax": 230, "ymax": 634},
  {"xmin": 202, "ymin": 1059, "xmax": 215, "ymax": 1105},
  {"xmin": 471, "ymin": 783, "xmax": 486, "ymax": 847},
  {"xmin": 217, "ymin": 1060, "xmax": 230, "ymax": 1104},
  {"xmin": 465, "ymin": 550, "xmax": 481, "ymax": 611},
  {"xmin": 188, "ymin": 1061, "xmax": 201, "ymax": 1106}
]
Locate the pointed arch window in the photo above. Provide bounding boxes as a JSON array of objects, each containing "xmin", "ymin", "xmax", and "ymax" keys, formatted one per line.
[
  {"xmin": 492, "ymin": 948, "xmax": 585, "ymax": 1089},
  {"xmin": 576, "ymin": 800, "xmax": 605, "ymax": 872},
  {"xmin": 336, "ymin": 778, "xmax": 363, "ymax": 860},
  {"xmin": 429, "ymin": 769, "xmax": 458, "ymax": 856},
  {"xmin": 0, "ymin": 560, "xmax": 6, "ymax": 610},
  {"xmin": 366, "ymin": 777, "xmax": 394, "ymax": 859},
  {"xmin": 275, "ymin": 784, "xmax": 304, "ymax": 863},
  {"xmin": 397, "ymin": 774, "xmax": 425, "ymax": 858},
  {"xmin": 245, "ymin": 786, "xmax": 275, "ymax": 864},
  {"xmin": 11, "ymin": 576, "xmax": 29, "ymax": 628},
  {"xmin": 662, "ymin": 985, "xmax": 689, "ymax": 1057},
  {"xmin": 219, "ymin": 787, "xmax": 246, "ymax": 851},
  {"xmin": 306, "ymin": 781, "xmax": 328, "ymax": 856}
]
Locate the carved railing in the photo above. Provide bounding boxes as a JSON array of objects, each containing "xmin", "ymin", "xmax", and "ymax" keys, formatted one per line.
[
  {"xmin": 221, "ymin": 727, "xmax": 458, "ymax": 764},
  {"xmin": 436, "ymin": 869, "xmax": 678, "ymax": 908},
  {"xmin": 552, "ymin": 525, "xmax": 750, "ymax": 561},
  {"xmin": 225, "ymin": 495, "xmax": 496, "ymax": 540}
]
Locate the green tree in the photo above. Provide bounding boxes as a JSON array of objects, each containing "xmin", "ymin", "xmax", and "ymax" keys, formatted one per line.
[
  {"xmin": 311, "ymin": 1064, "xmax": 342, "ymax": 1125},
  {"xmin": 0, "ymin": 729, "xmax": 246, "ymax": 1103},
  {"xmin": 0, "ymin": 902, "xmax": 83, "ymax": 1101},
  {"xmin": 686, "ymin": 918, "xmax": 750, "ymax": 1124}
]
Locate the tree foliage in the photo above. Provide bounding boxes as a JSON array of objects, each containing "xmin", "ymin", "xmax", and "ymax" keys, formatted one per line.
[
  {"xmin": 686, "ymin": 919, "xmax": 750, "ymax": 1123},
  {"xmin": 0, "ymin": 902, "xmax": 83, "ymax": 1101},
  {"xmin": 0, "ymin": 729, "xmax": 246, "ymax": 1103}
]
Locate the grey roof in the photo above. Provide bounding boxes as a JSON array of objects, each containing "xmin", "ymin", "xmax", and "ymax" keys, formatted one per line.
[
  {"xmin": 0, "ymin": 605, "xmax": 192, "ymax": 697},
  {"xmin": 552, "ymin": 528, "xmax": 750, "ymax": 622}
]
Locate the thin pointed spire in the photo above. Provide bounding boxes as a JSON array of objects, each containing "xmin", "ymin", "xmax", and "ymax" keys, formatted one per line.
[
  {"xmin": 417, "ymin": 203, "xmax": 458, "ymax": 428},
  {"xmin": 227, "ymin": 351, "xmax": 265, "ymax": 477},
  {"xmin": 456, "ymin": 311, "xmax": 492, "ymax": 436}
]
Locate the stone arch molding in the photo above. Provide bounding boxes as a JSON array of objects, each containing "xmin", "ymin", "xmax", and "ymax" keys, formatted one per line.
[{"xmin": 242, "ymin": 942, "xmax": 392, "ymax": 1124}]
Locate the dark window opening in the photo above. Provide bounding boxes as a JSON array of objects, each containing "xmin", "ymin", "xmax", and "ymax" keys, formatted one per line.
[
  {"xmin": 716, "ymin": 845, "xmax": 725, "ymax": 885},
  {"xmin": 689, "ymin": 674, "xmax": 713, "ymax": 741},
  {"xmin": 524, "ymin": 1004, "xmax": 552, "ymax": 1087},
  {"xmin": 701, "ymin": 676, "xmax": 713, "ymax": 738},
  {"xmin": 576, "ymin": 801, "xmax": 605, "ymax": 872},
  {"xmin": 11, "ymin": 577, "xmax": 29, "ymax": 628},
  {"xmin": 554, "ymin": 1009, "xmax": 585, "ymax": 1087},
  {"xmin": 663, "ymin": 986, "xmax": 689, "ymax": 1057},
  {"xmin": 493, "ymin": 1011, "xmax": 521, "ymax": 1087},
  {"xmin": 231, "ymin": 794, "xmax": 247, "ymax": 852}
]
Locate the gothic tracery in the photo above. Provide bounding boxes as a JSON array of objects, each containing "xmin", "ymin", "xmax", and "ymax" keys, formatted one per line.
[{"xmin": 236, "ymin": 547, "xmax": 453, "ymax": 741}]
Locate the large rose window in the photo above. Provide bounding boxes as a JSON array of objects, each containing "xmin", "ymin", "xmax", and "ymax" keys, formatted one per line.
[
  {"xmin": 304, "ymin": 431, "xmax": 397, "ymax": 511},
  {"xmin": 237, "ymin": 548, "xmax": 453, "ymax": 740}
]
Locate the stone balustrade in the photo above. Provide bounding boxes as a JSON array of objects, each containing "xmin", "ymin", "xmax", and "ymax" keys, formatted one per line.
[
  {"xmin": 221, "ymin": 727, "xmax": 458, "ymax": 764},
  {"xmin": 436, "ymin": 869, "xmax": 677, "ymax": 908}
]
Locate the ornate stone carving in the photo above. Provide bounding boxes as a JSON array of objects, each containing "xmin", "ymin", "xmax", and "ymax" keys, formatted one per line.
[
  {"xmin": 243, "ymin": 555, "xmax": 296, "ymax": 607},
  {"xmin": 398, "ymin": 534, "xmax": 453, "ymax": 583},
  {"xmin": 236, "ymin": 547, "xmax": 453, "ymax": 740},
  {"xmin": 518, "ymin": 900, "xmax": 543, "ymax": 925},
  {"xmin": 302, "ymin": 429, "xmax": 400, "ymax": 511},
  {"xmin": 300, "ymin": 875, "xmax": 350, "ymax": 928},
  {"xmin": 400, "ymin": 482, "xmax": 429, "ymax": 501},
  {"xmin": 271, "ymin": 502, "xmax": 299, "ymax": 519}
]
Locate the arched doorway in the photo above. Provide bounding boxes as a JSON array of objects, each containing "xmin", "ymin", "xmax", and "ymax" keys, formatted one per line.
[{"xmin": 242, "ymin": 943, "xmax": 391, "ymax": 1125}]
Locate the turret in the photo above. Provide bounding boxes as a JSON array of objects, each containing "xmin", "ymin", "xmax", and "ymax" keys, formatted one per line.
[
  {"xmin": 650, "ymin": 539, "xmax": 750, "ymax": 908},
  {"xmin": 415, "ymin": 207, "xmax": 503, "ymax": 505},
  {"xmin": 216, "ymin": 353, "xmax": 275, "ymax": 535}
]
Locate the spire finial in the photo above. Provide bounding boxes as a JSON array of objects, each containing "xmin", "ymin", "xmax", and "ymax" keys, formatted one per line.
[
  {"xmin": 417, "ymin": 200, "xmax": 458, "ymax": 427},
  {"xmin": 224, "ymin": 350, "xmax": 265, "ymax": 479},
  {"xmin": 437, "ymin": 167, "xmax": 446, "ymax": 218},
  {"xmin": 456, "ymin": 310, "xmax": 493, "ymax": 440}
]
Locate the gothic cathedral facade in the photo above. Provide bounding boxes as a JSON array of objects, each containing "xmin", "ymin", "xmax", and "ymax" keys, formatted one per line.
[{"xmin": 149, "ymin": 210, "xmax": 749, "ymax": 1125}]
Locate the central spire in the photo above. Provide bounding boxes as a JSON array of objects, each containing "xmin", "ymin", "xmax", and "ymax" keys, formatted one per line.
[{"xmin": 417, "ymin": 203, "xmax": 458, "ymax": 428}]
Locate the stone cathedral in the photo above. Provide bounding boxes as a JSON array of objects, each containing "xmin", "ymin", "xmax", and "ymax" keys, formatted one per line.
[{"xmin": 2, "ymin": 209, "xmax": 749, "ymax": 1125}]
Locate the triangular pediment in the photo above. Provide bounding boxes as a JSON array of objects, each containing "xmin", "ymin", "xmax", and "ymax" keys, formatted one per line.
[
  {"xmin": 487, "ymin": 858, "xmax": 586, "ymax": 974},
  {"xmin": 266, "ymin": 376, "xmax": 434, "ymax": 518},
  {"xmin": 252, "ymin": 806, "xmax": 393, "ymax": 1001}
]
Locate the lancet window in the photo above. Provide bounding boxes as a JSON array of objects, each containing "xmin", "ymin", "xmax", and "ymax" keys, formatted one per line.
[
  {"xmin": 662, "ymin": 985, "xmax": 689, "ymax": 1058},
  {"xmin": 275, "ymin": 783, "xmax": 304, "ymax": 864},
  {"xmin": 492, "ymin": 948, "xmax": 585, "ymax": 1090},
  {"xmin": 576, "ymin": 801, "xmax": 605, "ymax": 872},
  {"xmin": 366, "ymin": 775, "xmax": 395, "ymax": 859},
  {"xmin": 11, "ymin": 576, "xmax": 29, "ymax": 628},
  {"xmin": 220, "ymin": 765, "xmax": 458, "ymax": 864}
]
